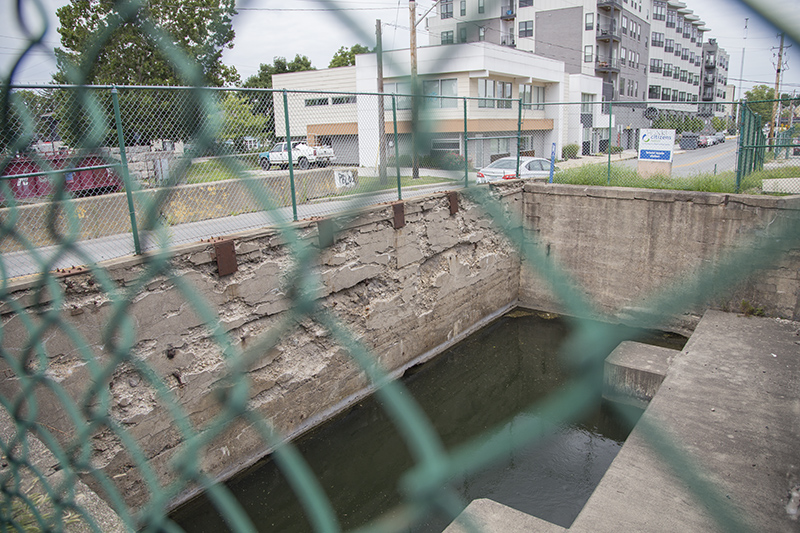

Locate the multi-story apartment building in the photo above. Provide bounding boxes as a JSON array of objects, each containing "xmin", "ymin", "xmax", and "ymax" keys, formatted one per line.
[
  {"xmin": 700, "ymin": 38, "xmax": 731, "ymax": 120},
  {"xmin": 427, "ymin": 0, "xmax": 710, "ymax": 150}
]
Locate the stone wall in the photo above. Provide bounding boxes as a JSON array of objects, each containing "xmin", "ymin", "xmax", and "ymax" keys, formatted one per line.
[
  {"xmin": 520, "ymin": 184, "xmax": 800, "ymax": 332},
  {"xmin": 0, "ymin": 184, "xmax": 523, "ymax": 509}
]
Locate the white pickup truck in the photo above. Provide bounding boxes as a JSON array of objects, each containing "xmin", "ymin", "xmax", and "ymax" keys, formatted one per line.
[{"xmin": 260, "ymin": 142, "xmax": 336, "ymax": 170}]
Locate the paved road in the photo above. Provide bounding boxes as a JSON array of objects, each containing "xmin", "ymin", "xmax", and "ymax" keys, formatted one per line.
[
  {"xmin": 614, "ymin": 138, "xmax": 739, "ymax": 177},
  {"xmin": 2, "ymin": 180, "xmax": 463, "ymax": 280}
]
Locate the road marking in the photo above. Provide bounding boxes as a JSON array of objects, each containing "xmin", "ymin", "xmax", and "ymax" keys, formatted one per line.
[{"xmin": 673, "ymin": 146, "xmax": 737, "ymax": 168}]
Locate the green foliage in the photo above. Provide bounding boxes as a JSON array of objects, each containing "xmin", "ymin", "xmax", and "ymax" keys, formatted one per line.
[
  {"xmin": 216, "ymin": 93, "xmax": 268, "ymax": 146},
  {"xmin": 562, "ymin": 144, "xmax": 579, "ymax": 159},
  {"xmin": 740, "ymin": 300, "xmax": 766, "ymax": 317},
  {"xmin": 744, "ymin": 85, "xmax": 800, "ymax": 125},
  {"xmin": 54, "ymin": 0, "xmax": 238, "ymax": 86},
  {"xmin": 608, "ymin": 145, "xmax": 624, "ymax": 154},
  {"xmin": 329, "ymin": 44, "xmax": 371, "ymax": 68}
]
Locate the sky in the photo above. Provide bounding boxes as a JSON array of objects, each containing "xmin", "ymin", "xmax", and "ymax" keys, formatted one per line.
[{"xmin": 1, "ymin": 0, "xmax": 799, "ymax": 98}]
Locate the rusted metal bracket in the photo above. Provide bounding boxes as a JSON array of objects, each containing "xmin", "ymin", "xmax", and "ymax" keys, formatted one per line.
[
  {"xmin": 392, "ymin": 202, "xmax": 405, "ymax": 229},
  {"xmin": 213, "ymin": 239, "xmax": 238, "ymax": 277},
  {"xmin": 318, "ymin": 218, "xmax": 335, "ymax": 249},
  {"xmin": 448, "ymin": 191, "xmax": 459, "ymax": 215}
]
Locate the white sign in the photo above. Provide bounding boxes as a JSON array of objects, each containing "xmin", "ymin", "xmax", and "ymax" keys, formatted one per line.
[
  {"xmin": 334, "ymin": 170, "xmax": 356, "ymax": 189},
  {"xmin": 638, "ymin": 129, "xmax": 676, "ymax": 162}
]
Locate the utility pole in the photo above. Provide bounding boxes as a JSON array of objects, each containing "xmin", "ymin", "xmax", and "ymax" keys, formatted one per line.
[
  {"xmin": 376, "ymin": 19, "xmax": 387, "ymax": 182},
  {"xmin": 769, "ymin": 32, "xmax": 784, "ymax": 150},
  {"xmin": 409, "ymin": 0, "xmax": 419, "ymax": 179},
  {"xmin": 737, "ymin": 18, "xmax": 748, "ymax": 127}
]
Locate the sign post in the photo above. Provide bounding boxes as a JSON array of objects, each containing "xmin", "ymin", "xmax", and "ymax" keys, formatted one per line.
[
  {"xmin": 637, "ymin": 129, "xmax": 675, "ymax": 178},
  {"xmin": 548, "ymin": 142, "xmax": 557, "ymax": 183}
]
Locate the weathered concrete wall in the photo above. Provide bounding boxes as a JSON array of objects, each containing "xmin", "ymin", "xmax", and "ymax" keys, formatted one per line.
[
  {"xmin": 520, "ymin": 184, "xmax": 800, "ymax": 331},
  {"xmin": 0, "ymin": 184, "xmax": 523, "ymax": 509}
]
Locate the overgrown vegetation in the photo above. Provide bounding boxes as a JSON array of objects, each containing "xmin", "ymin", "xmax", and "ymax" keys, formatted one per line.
[
  {"xmin": 740, "ymin": 300, "xmax": 766, "ymax": 317},
  {"xmin": 551, "ymin": 163, "xmax": 778, "ymax": 194},
  {"xmin": 562, "ymin": 144, "xmax": 579, "ymax": 160}
]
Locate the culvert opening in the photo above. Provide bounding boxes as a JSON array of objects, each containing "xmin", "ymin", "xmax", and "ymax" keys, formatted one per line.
[{"xmin": 171, "ymin": 308, "xmax": 686, "ymax": 532}]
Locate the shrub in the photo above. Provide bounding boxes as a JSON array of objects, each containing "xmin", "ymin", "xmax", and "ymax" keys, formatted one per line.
[
  {"xmin": 608, "ymin": 145, "xmax": 624, "ymax": 154},
  {"xmin": 562, "ymin": 144, "xmax": 579, "ymax": 160}
]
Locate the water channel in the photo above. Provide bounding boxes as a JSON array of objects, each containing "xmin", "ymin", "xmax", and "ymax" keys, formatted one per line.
[{"xmin": 171, "ymin": 309, "xmax": 686, "ymax": 532}]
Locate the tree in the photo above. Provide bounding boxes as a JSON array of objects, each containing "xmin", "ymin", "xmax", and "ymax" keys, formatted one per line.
[
  {"xmin": 744, "ymin": 85, "xmax": 800, "ymax": 125},
  {"xmin": 54, "ymin": 0, "xmax": 238, "ymax": 86},
  {"xmin": 328, "ymin": 44, "xmax": 371, "ymax": 68},
  {"xmin": 241, "ymin": 56, "xmax": 315, "ymax": 143}
]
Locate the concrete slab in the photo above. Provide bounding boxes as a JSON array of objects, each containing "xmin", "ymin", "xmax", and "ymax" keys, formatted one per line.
[
  {"xmin": 603, "ymin": 341, "xmax": 678, "ymax": 409},
  {"xmin": 443, "ymin": 498, "xmax": 566, "ymax": 533},
  {"xmin": 572, "ymin": 310, "xmax": 800, "ymax": 532},
  {"xmin": 447, "ymin": 311, "xmax": 800, "ymax": 532}
]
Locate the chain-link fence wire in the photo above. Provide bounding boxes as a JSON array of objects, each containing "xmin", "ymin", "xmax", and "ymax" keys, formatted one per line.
[{"xmin": 1, "ymin": 0, "xmax": 799, "ymax": 532}]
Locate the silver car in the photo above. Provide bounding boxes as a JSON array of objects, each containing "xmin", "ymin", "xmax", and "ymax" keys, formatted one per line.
[{"xmin": 476, "ymin": 156, "xmax": 555, "ymax": 184}]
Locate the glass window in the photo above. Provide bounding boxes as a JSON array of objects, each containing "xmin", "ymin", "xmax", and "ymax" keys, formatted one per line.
[
  {"xmin": 585, "ymin": 12, "xmax": 594, "ymax": 30},
  {"xmin": 478, "ymin": 79, "xmax": 495, "ymax": 108},
  {"xmin": 620, "ymin": 78, "xmax": 625, "ymax": 96},
  {"xmin": 661, "ymin": 87, "xmax": 671, "ymax": 101},
  {"xmin": 649, "ymin": 85, "xmax": 660, "ymax": 99},
  {"xmin": 581, "ymin": 93, "xmax": 594, "ymax": 114},
  {"xmin": 520, "ymin": 84, "xmax": 532, "ymax": 109},
  {"xmin": 622, "ymin": 15, "xmax": 628, "ymax": 34},
  {"xmin": 497, "ymin": 81, "xmax": 513, "ymax": 109},
  {"xmin": 460, "ymin": 0, "xmax": 466, "ymax": 16},
  {"xmin": 424, "ymin": 78, "xmax": 458, "ymax": 108},
  {"xmin": 519, "ymin": 20, "xmax": 533, "ymax": 38},
  {"xmin": 584, "ymin": 45, "xmax": 593, "ymax": 62},
  {"xmin": 520, "ymin": 0, "xmax": 533, "ymax": 6},
  {"xmin": 533, "ymin": 86, "xmax": 545, "ymax": 110},
  {"xmin": 305, "ymin": 98, "xmax": 329, "ymax": 106},
  {"xmin": 384, "ymin": 82, "xmax": 412, "ymax": 110},
  {"xmin": 441, "ymin": 0, "xmax": 453, "ymax": 19},
  {"xmin": 479, "ymin": 27, "xmax": 486, "ymax": 41},
  {"xmin": 478, "ymin": 0, "xmax": 484, "ymax": 14},
  {"xmin": 460, "ymin": 27, "xmax": 467, "ymax": 42},
  {"xmin": 441, "ymin": 30, "xmax": 454, "ymax": 44}
]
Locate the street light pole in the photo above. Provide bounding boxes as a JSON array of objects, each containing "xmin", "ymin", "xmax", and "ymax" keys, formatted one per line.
[{"xmin": 409, "ymin": 0, "xmax": 419, "ymax": 179}]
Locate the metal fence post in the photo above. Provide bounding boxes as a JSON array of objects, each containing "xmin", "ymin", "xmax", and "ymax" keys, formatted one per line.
[
  {"xmin": 283, "ymin": 89, "xmax": 298, "ymax": 221},
  {"xmin": 463, "ymin": 97, "xmax": 469, "ymax": 188},
  {"xmin": 111, "ymin": 86, "xmax": 141, "ymax": 255},
  {"xmin": 607, "ymin": 100, "xmax": 613, "ymax": 185},
  {"xmin": 392, "ymin": 95, "xmax": 401, "ymax": 200},
  {"xmin": 515, "ymin": 97, "xmax": 522, "ymax": 179},
  {"xmin": 735, "ymin": 101, "xmax": 745, "ymax": 192}
]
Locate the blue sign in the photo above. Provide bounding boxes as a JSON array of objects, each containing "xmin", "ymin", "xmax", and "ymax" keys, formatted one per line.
[
  {"xmin": 549, "ymin": 143, "xmax": 556, "ymax": 183},
  {"xmin": 639, "ymin": 149, "xmax": 671, "ymax": 161}
]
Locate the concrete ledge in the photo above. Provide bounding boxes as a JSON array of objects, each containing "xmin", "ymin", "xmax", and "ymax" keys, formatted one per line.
[
  {"xmin": 603, "ymin": 341, "xmax": 678, "ymax": 409},
  {"xmin": 443, "ymin": 498, "xmax": 566, "ymax": 533}
]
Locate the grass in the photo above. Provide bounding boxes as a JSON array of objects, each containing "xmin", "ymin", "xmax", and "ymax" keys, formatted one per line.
[
  {"xmin": 185, "ymin": 157, "xmax": 260, "ymax": 184},
  {"xmin": 551, "ymin": 163, "xmax": 800, "ymax": 194}
]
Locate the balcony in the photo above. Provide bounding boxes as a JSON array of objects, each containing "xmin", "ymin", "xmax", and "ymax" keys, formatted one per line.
[
  {"xmin": 597, "ymin": 0, "xmax": 623, "ymax": 10},
  {"xmin": 500, "ymin": 3, "xmax": 515, "ymax": 19},
  {"xmin": 702, "ymin": 90, "xmax": 714, "ymax": 101},
  {"xmin": 703, "ymin": 74, "xmax": 715, "ymax": 85},
  {"xmin": 596, "ymin": 25, "xmax": 620, "ymax": 41},
  {"xmin": 705, "ymin": 59, "xmax": 716, "ymax": 69},
  {"xmin": 501, "ymin": 32, "xmax": 516, "ymax": 47},
  {"xmin": 595, "ymin": 57, "xmax": 620, "ymax": 72}
]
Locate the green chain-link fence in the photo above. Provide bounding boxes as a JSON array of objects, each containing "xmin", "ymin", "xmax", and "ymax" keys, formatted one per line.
[{"xmin": 2, "ymin": 0, "xmax": 800, "ymax": 532}]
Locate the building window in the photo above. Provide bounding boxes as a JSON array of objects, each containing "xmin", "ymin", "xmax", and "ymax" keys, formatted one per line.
[
  {"xmin": 520, "ymin": 84, "xmax": 531, "ymax": 109},
  {"xmin": 652, "ymin": 32, "xmax": 664, "ymax": 47},
  {"xmin": 680, "ymin": 70, "xmax": 688, "ymax": 82},
  {"xmin": 384, "ymin": 82, "xmax": 412, "ymax": 110},
  {"xmin": 479, "ymin": 27, "xmax": 486, "ymax": 41},
  {"xmin": 305, "ymin": 98, "xmax": 329, "ymax": 107},
  {"xmin": 679, "ymin": 91, "xmax": 687, "ymax": 102},
  {"xmin": 661, "ymin": 87, "xmax": 671, "ymax": 101},
  {"xmin": 664, "ymin": 38, "xmax": 674, "ymax": 53},
  {"xmin": 653, "ymin": 1, "xmax": 666, "ymax": 20},
  {"xmin": 581, "ymin": 93, "xmax": 594, "ymax": 114},
  {"xmin": 441, "ymin": 30, "xmax": 454, "ymax": 44},
  {"xmin": 649, "ymin": 85, "xmax": 661, "ymax": 99},
  {"xmin": 672, "ymin": 91, "xmax": 679, "ymax": 102},
  {"xmin": 533, "ymin": 86, "xmax": 545, "ymax": 110},
  {"xmin": 650, "ymin": 58, "xmax": 663, "ymax": 73},
  {"xmin": 520, "ymin": 0, "xmax": 533, "ymax": 6},
  {"xmin": 682, "ymin": 48, "xmax": 689, "ymax": 60},
  {"xmin": 478, "ymin": 79, "xmax": 495, "ymax": 108},
  {"xmin": 584, "ymin": 45, "xmax": 593, "ymax": 62},
  {"xmin": 635, "ymin": 81, "xmax": 639, "ymax": 98},
  {"xmin": 620, "ymin": 78, "xmax": 625, "ymax": 96},
  {"xmin": 497, "ymin": 81, "xmax": 513, "ymax": 108},
  {"xmin": 676, "ymin": 16, "xmax": 683, "ymax": 34},
  {"xmin": 441, "ymin": 0, "xmax": 453, "ymax": 19},
  {"xmin": 460, "ymin": 0, "xmax": 466, "ymax": 16},
  {"xmin": 663, "ymin": 63, "xmax": 673, "ymax": 77},
  {"xmin": 620, "ymin": 47, "xmax": 627, "ymax": 64},
  {"xmin": 423, "ymin": 78, "xmax": 458, "ymax": 108},
  {"xmin": 675, "ymin": 43, "xmax": 681, "ymax": 57},
  {"xmin": 519, "ymin": 20, "xmax": 533, "ymax": 37},
  {"xmin": 460, "ymin": 27, "xmax": 467, "ymax": 42},
  {"xmin": 666, "ymin": 9, "xmax": 676, "ymax": 28},
  {"xmin": 331, "ymin": 95, "xmax": 356, "ymax": 105},
  {"xmin": 478, "ymin": 0, "xmax": 484, "ymax": 14},
  {"xmin": 585, "ymin": 12, "xmax": 594, "ymax": 30},
  {"xmin": 622, "ymin": 15, "xmax": 628, "ymax": 34}
]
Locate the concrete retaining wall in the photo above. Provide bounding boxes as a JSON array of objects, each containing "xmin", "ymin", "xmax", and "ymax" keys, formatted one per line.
[
  {"xmin": 520, "ymin": 184, "xmax": 800, "ymax": 331},
  {"xmin": 0, "ymin": 184, "xmax": 523, "ymax": 509}
]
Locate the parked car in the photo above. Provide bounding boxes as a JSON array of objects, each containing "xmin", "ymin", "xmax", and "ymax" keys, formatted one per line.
[
  {"xmin": 476, "ymin": 157, "xmax": 555, "ymax": 184},
  {"xmin": 260, "ymin": 141, "xmax": 336, "ymax": 170},
  {"xmin": 713, "ymin": 132, "xmax": 726, "ymax": 144},
  {"xmin": 697, "ymin": 135, "xmax": 710, "ymax": 148}
]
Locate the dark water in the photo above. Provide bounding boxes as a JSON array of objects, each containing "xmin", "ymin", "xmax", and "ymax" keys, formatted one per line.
[{"xmin": 171, "ymin": 310, "xmax": 685, "ymax": 532}]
